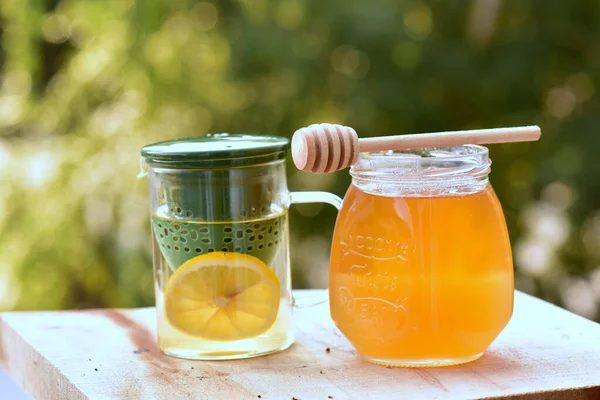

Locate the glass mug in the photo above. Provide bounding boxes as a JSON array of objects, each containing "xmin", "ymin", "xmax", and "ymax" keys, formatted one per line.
[
  {"xmin": 329, "ymin": 145, "xmax": 514, "ymax": 367},
  {"xmin": 140, "ymin": 134, "xmax": 340, "ymax": 360}
]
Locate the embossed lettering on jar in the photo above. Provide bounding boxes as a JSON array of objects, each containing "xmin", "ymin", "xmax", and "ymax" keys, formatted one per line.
[{"xmin": 329, "ymin": 146, "xmax": 514, "ymax": 367}]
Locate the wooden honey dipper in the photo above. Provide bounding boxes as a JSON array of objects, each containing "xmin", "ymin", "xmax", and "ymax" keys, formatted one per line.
[{"xmin": 292, "ymin": 123, "xmax": 541, "ymax": 173}]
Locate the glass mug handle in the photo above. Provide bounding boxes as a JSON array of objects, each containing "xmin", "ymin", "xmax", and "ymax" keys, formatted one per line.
[{"xmin": 288, "ymin": 191, "xmax": 343, "ymax": 308}]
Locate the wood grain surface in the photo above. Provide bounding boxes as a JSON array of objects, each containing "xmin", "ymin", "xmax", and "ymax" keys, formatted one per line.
[{"xmin": 1, "ymin": 290, "xmax": 600, "ymax": 400}]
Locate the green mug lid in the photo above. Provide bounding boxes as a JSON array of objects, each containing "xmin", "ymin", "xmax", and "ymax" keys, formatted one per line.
[{"xmin": 141, "ymin": 133, "xmax": 289, "ymax": 168}]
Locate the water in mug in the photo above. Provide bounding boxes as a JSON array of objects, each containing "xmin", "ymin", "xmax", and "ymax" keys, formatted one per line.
[{"xmin": 151, "ymin": 204, "xmax": 293, "ymax": 360}]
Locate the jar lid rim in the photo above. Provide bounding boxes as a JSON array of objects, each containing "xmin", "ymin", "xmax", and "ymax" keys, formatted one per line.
[
  {"xmin": 355, "ymin": 144, "xmax": 488, "ymax": 162},
  {"xmin": 350, "ymin": 144, "xmax": 490, "ymax": 182}
]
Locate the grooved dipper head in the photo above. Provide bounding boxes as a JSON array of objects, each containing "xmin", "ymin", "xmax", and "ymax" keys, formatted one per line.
[{"xmin": 291, "ymin": 123, "xmax": 359, "ymax": 173}]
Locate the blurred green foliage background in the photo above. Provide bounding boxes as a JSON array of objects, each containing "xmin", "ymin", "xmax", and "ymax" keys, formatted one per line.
[{"xmin": 1, "ymin": 0, "xmax": 600, "ymax": 320}]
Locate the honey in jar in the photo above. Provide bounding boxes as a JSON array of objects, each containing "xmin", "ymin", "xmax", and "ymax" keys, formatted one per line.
[{"xmin": 329, "ymin": 146, "xmax": 513, "ymax": 367}]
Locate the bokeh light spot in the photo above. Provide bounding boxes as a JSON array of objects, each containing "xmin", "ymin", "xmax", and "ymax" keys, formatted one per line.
[
  {"xmin": 191, "ymin": 2, "xmax": 219, "ymax": 31},
  {"xmin": 330, "ymin": 46, "xmax": 370, "ymax": 79},
  {"xmin": 0, "ymin": 95, "xmax": 24, "ymax": 126},
  {"xmin": 144, "ymin": 34, "xmax": 175, "ymax": 68},
  {"xmin": 42, "ymin": 13, "xmax": 71, "ymax": 44},
  {"xmin": 541, "ymin": 181, "xmax": 575, "ymax": 211},
  {"xmin": 546, "ymin": 87, "xmax": 576, "ymax": 119},
  {"xmin": 275, "ymin": 0, "xmax": 304, "ymax": 30},
  {"xmin": 515, "ymin": 238, "xmax": 553, "ymax": 276},
  {"xmin": 404, "ymin": 4, "xmax": 432, "ymax": 40},
  {"xmin": 166, "ymin": 13, "xmax": 192, "ymax": 46},
  {"xmin": 561, "ymin": 278, "xmax": 597, "ymax": 318}
]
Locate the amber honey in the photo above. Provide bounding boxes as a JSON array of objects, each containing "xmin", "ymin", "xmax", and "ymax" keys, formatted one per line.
[{"xmin": 330, "ymin": 183, "xmax": 513, "ymax": 367}]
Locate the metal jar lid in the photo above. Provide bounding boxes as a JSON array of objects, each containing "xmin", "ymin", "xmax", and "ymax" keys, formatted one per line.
[{"xmin": 141, "ymin": 133, "xmax": 289, "ymax": 169}]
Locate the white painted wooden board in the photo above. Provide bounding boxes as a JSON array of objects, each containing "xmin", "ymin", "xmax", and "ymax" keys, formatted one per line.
[{"xmin": 1, "ymin": 290, "xmax": 600, "ymax": 400}]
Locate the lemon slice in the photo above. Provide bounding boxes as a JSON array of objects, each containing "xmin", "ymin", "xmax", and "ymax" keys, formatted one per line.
[{"xmin": 164, "ymin": 252, "xmax": 280, "ymax": 341}]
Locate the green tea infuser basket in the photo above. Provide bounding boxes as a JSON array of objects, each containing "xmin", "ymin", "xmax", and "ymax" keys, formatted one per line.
[{"xmin": 141, "ymin": 134, "xmax": 290, "ymax": 271}]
